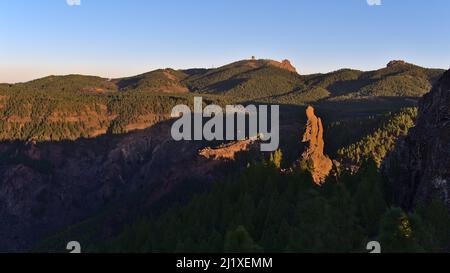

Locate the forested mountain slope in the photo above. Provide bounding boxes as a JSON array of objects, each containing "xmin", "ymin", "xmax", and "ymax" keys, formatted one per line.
[{"xmin": 0, "ymin": 59, "xmax": 443, "ymax": 142}]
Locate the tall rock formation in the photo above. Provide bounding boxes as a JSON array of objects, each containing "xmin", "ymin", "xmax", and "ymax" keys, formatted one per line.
[
  {"xmin": 301, "ymin": 106, "xmax": 333, "ymax": 184},
  {"xmin": 385, "ymin": 69, "xmax": 450, "ymax": 211}
]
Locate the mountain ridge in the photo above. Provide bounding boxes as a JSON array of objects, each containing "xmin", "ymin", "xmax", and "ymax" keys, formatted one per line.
[{"xmin": 0, "ymin": 58, "xmax": 445, "ymax": 142}]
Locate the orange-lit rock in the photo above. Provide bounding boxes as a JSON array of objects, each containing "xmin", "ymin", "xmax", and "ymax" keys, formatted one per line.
[
  {"xmin": 301, "ymin": 106, "xmax": 332, "ymax": 184},
  {"xmin": 199, "ymin": 139, "xmax": 255, "ymax": 161}
]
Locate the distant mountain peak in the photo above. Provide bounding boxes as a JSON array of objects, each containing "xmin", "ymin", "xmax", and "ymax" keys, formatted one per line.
[{"xmin": 243, "ymin": 57, "xmax": 297, "ymax": 73}]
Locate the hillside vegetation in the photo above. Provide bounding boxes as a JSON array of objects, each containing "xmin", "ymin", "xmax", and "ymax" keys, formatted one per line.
[
  {"xmin": 337, "ymin": 108, "xmax": 418, "ymax": 167},
  {"xmin": 0, "ymin": 59, "xmax": 443, "ymax": 142},
  {"xmin": 116, "ymin": 69, "xmax": 189, "ymax": 93},
  {"xmin": 0, "ymin": 86, "xmax": 193, "ymax": 141},
  {"xmin": 36, "ymin": 158, "xmax": 450, "ymax": 253}
]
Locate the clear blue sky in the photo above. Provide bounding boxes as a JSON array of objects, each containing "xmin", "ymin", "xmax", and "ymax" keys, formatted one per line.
[{"xmin": 1, "ymin": 0, "xmax": 449, "ymax": 83}]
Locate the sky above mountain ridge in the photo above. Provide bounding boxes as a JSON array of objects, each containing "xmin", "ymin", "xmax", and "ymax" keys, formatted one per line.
[{"xmin": 1, "ymin": 0, "xmax": 449, "ymax": 83}]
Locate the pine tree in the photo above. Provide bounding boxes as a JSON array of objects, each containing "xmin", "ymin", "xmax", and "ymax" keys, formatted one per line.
[
  {"xmin": 416, "ymin": 199, "xmax": 450, "ymax": 251},
  {"xmin": 269, "ymin": 149, "xmax": 283, "ymax": 169},
  {"xmin": 224, "ymin": 226, "xmax": 262, "ymax": 253},
  {"xmin": 378, "ymin": 208, "xmax": 423, "ymax": 252},
  {"xmin": 354, "ymin": 159, "xmax": 387, "ymax": 236}
]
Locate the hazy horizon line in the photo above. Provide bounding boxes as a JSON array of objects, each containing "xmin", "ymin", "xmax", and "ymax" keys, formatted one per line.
[{"xmin": 2, "ymin": 58, "xmax": 448, "ymax": 84}]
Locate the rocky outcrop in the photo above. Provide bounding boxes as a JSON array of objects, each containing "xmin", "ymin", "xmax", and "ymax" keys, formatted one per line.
[
  {"xmin": 267, "ymin": 59, "xmax": 297, "ymax": 73},
  {"xmin": 301, "ymin": 106, "xmax": 332, "ymax": 184},
  {"xmin": 243, "ymin": 58, "xmax": 298, "ymax": 73},
  {"xmin": 199, "ymin": 139, "xmax": 256, "ymax": 161},
  {"xmin": 384, "ymin": 69, "xmax": 450, "ymax": 211},
  {"xmin": 387, "ymin": 60, "xmax": 407, "ymax": 67}
]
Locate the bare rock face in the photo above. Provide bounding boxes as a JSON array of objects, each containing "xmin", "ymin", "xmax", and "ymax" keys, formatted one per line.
[
  {"xmin": 267, "ymin": 59, "xmax": 297, "ymax": 73},
  {"xmin": 384, "ymin": 69, "xmax": 450, "ymax": 211},
  {"xmin": 280, "ymin": 59, "xmax": 297, "ymax": 73},
  {"xmin": 0, "ymin": 121, "xmax": 235, "ymax": 251},
  {"xmin": 199, "ymin": 139, "xmax": 256, "ymax": 161},
  {"xmin": 301, "ymin": 106, "xmax": 333, "ymax": 184}
]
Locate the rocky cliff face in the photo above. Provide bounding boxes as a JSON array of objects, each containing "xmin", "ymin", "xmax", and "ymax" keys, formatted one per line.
[
  {"xmin": 301, "ymin": 106, "xmax": 332, "ymax": 184},
  {"xmin": 0, "ymin": 120, "xmax": 236, "ymax": 251},
  {"xmin": 385, "ymin": 69, "xmax": 450, "ymax": 211}
]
